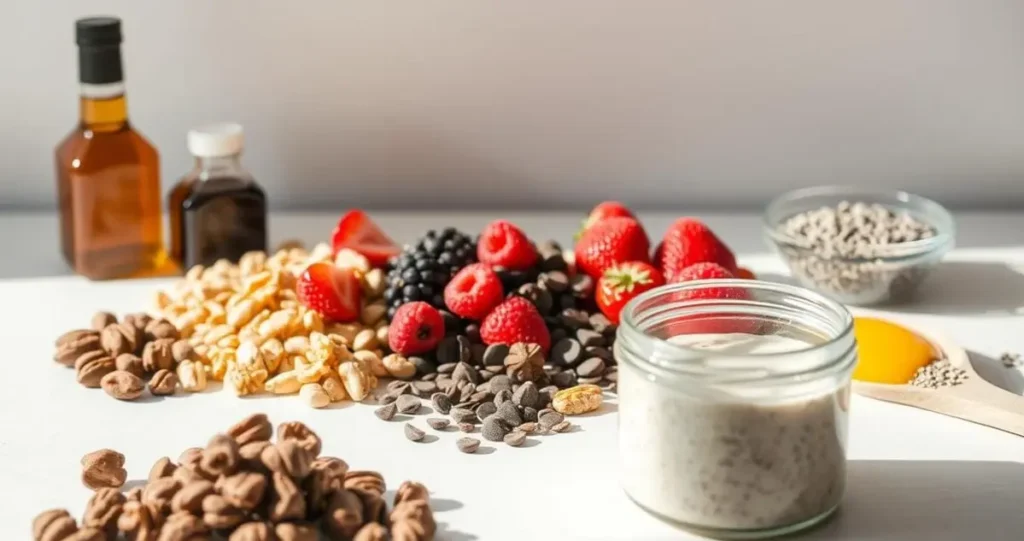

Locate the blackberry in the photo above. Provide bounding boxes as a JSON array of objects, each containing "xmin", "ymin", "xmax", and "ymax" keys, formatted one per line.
[{"xmin": 384, "ymin": 228, "xmax": 477, "ymax": 319}]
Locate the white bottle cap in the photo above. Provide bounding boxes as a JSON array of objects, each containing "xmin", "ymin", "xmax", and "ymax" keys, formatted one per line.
[{"xmin": 187, "ymin": 123, "xmax": 244, "ymax": 158}]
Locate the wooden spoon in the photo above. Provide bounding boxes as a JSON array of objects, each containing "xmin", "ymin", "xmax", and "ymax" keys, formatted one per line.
[{"xmin": 852, "ymin": 326, "xmax": 1024, "ymax": 437}]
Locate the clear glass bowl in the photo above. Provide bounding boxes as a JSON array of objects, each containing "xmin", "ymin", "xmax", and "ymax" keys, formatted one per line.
[{"xmin": 763, "ymin": 186, "xmax": 955, "ymax": 306}]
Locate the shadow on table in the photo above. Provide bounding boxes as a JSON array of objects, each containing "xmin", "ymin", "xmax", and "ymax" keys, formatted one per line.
[
  {"xmin": 968, "ymin": 350, "xmax": 1024, "ymax": 395},
  {"xmin": 804, "ymin": 460, "xmax": 1024, "ymax": 541}
]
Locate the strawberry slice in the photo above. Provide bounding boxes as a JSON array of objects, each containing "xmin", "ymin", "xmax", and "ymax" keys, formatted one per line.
[
  {"xmin": 297, "ymin": 262, "xmax": 362, "ymax": 322},
  {"xmin": 330, "ymin": 210, "xmax": 400, "ymax": 267}
]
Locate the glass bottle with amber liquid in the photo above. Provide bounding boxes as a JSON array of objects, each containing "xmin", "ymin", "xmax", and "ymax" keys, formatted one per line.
[
  {"xmin": 169, "ymin": 124, "xmax": 267, "ymax": 269},
  {"xmin": 55, "ymin": 17, "xmax": 167, "ymax": 279}
]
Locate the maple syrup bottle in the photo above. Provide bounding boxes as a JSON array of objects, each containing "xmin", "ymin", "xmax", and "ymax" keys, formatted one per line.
[
  {"xmin": 169, "ymin": 124, "xmax": 267, "ymax": 269},
  {"xmin": 55, "ymin": 17, "xmax": 168, "ymax": 279}
]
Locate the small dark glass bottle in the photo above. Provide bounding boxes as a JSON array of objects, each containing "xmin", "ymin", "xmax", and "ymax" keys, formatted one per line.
[{"xmin": 169, "ymin": 124, "xmax": 267, "ymax": 269}]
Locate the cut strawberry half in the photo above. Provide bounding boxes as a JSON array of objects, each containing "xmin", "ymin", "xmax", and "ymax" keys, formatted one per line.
[
  {"xmin": 296, "ymin": 262, "xmax": 362, "ymax": 322},
  {"xmin": 330, "ymin": 210, "xmax": 400, "ymax": 267}
]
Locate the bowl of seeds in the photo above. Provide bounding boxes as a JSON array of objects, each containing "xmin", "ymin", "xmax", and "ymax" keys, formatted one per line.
[{"xmin": 763, "ymin": 186, "xmax": 955, "ymax": 306}]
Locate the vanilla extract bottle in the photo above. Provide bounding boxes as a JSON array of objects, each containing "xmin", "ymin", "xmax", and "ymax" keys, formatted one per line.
[{"xmin": 169, "ymin": 124, "xmax": 267, "ymax": 269}]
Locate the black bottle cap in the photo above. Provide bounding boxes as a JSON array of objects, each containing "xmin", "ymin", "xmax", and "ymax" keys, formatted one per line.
[
  {"xmin": 75, "ymin": 17, "xmax": 124, "ymax": 85},
  {"xmin": 76, "ymin": 17, "xmax": 122, "ymax": 46}
]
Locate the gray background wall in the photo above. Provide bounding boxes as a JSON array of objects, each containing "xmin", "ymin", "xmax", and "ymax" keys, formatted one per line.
[{"xmin": 4, "ymin": 0, "xmax": 1024, "ymax": 211}]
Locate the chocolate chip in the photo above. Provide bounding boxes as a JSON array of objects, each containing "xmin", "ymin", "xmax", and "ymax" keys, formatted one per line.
[
  {"xmin": 584, "ymin": 346, "xmax": 614, "ymax": 362},
  {"xmin": 471, "ymin": 344, "xmax": 487, "ymax": 365},
  {"xmin": 421, "ymin": 373, "xmax": 438, "ymax": 382},
  {"xmin": 539, "ymin": 410, "xmax": 564, "ymax": 429},
  {"xmin": 577, "ymin": 376, "xmax": 603, "ymax": 385},
  {"xmin": 412, "ymin": 380, "xmax": 437, "ymax": 395},
  {"xmin": 495, "ymin": 402, "xmax": 523, "ymax": 427},
  {"xmin": 588, "ymin": 312, "xmax": 615, "ymax": 334},
  {"xmin": 504, "ymin": 431, "xmax": 527, "ymax": 447},
  {"xmin": 437, "ymin": 336, "xmax": 471, "ymax": 365},
  {"xmin": 374, "ymin": 404, "xmax": 397, "ymax": 421},
  {"xmin": 540, "ymin": 255, "xmax": 569, "ymax": 273},
  {"xmin": 539, "ymin": 385, "xmax": 559, "ymax": 396},
  {"xmin": 410, "ymin": 356, "xmax": 437, "ymax": 375},
  {"xmin": 456, "ymin": 438, "xmax": 480, "ymax": 454},
  {"xmin": 522, "ymin": 407, "xmax": 538, "ymax": 423},
  {"xmin": 492, "ymin": 374, "xmax": 516, "ymax": 393},
  {"xmin": 517, "ymin": 283, "xmax": 553, "ymax": 314},
  {"xmin": 437, "ymin": 363, "xmax": 457, "ymax": 374},
  {"xmin": 379, "ymin": 394, "xmax": 397, "ymax": 406},
  {"xmin": 551, "ymin": 421, "xmax": 572, "ymax": 433},
  {"xmin": 481, "ymin": 417, "xmax": 511, "ymax": 442},
  {"xmin": 469, "ymin": 390, "xmax": 492, "ymax": 405},
  {"xmin": 551, "ymin": 338, "xmax": 582, "ymax": 367},
  {"xmin": 482, "ymin": 344, "xmax": 509, "ymax": 367},
  {"xmin": 570, "ymin": 274, "xmax": 594, "ymax": 297},
  {"xmin": 477, "ymin": 369, "xmax": 494, "ymax": 381},
  {"xmin": 451, "ymin": 362, "xmax": 479, "ymax": 385},
  {"xmin": 552, "ymin": 370, "xmax": 578, "ymax": 388},
  {"xmin": 426, "ymin": 418, "xmax": 450, "ymax": 430},
  {"xmin": 493, "ymin": 389, "xmax": 512, "ymax": 406},
  {"xmin": 576, "ymin": 329, "xmax": 606, "ymax": 348},
  {"xmin": 475, "ymin": 403, "xmax": 497, "ymax": 423},
  {"xmin": 512, "ymin": 381, "xmax": 540, "ymax": 409},
  {"xmin": 430, "ymin": 393, "xmax": 452, "ymax": 414},
  {"xmin": 387, "ymin": 380, "xmax": 413, "ymax": 394},
  {"xmin": 550, "ymin": 328, "xmax": 568, "ymax": 343},
  {"xmin": 458, "ymin": 423, "xmax": 475, "ymax": 433},
  {"xmin": 396, "ymin": 395, "xmax": 421, "ymax": 415},
  {"xmin": 517, "ymin": 422, "xmax": 538, "ymax": 434},
  {"xmin": 465, "ymin": 323, "xmax": 481, "ymax": 343},
  {"xmin": 538, "ymin": 271, "xmax": 569, "ymax": 292},
  {"xmin": 576, "ymin": 357, "xmax": 606, "ymax": 378},
  {"xmin": 558, "ymin": 294, "xmax": 577, "ymax": 311},
  {"xmin": 604, "ymin": 368, "xmax": 618, "ymax": 382},
  {"xmin": 440, "ymin": 310, "xmax": 461, "ymax": 335},
  {"xmin": 404, "ymin": 424, "xmax": 425, "ymax": 442},
  {"xmin": 450, "ymin": 408, "xmax": 477, "ymax": 424}
]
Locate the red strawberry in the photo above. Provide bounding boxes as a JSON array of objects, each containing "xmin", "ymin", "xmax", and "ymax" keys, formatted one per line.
[
  {"xmin": 480, "ymin": 297, "xmax": 551, "ymax": 352},
  {"xmin": 596, "ymin": 261, "xmax": 666, "ymax": 324},
  {"xmin": 296, "ymin": 262, "xmax": 362, "ymax": 322},
  {"xmin": 670, "ymin": 262, "xmax": 754, "ymax": 334},
  {"xmin": 574, "ymin": 217, "xmax": 651, "ymax": 279},
  {"xmin": 672, "ymin": 262, "xmax": 749, "ymax": 300},
  {"xmin": 444, "ymin": 263, "xmax": 504, "ymax": 320},
  {"xmin": 575, "ymin": 201, "xmax": 635, "ymax": 241},
  {"xmin": 330, "ymin": 210, "xmax": 400, "ymax": 267},
  {"xmin": 659, "ymin": 218, "xmax": 737, "ymax": 281},
  {"xmin": 734, "ymin": 267, "xmax": 757, "ymax": 280},
  {"xmin": 477, "ymin": 220, "xmax": 538, "ymax": 271},
  {"xmin": 388, "ymin": 301, "xmax": 445, "ymax": 355}
]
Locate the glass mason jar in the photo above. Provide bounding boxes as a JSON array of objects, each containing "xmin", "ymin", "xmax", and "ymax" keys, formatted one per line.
[{"xmin": 614, "ymin": 279, "xmax": 856, "ymax": 539}]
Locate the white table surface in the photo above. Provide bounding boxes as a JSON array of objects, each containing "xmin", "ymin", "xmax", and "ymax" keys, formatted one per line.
[{"xmin": 3, "ymin": 210, "xmax": 1024, "ymax": 541}]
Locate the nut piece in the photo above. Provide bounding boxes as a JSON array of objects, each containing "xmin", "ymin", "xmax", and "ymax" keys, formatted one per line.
[
  {"xmin": 278, "ymin": 421, "xmax": 322, "ymax": 457},
  {"xmin": 338, "ymin": 360, "xmax": 374, "ymax": 402},
  {"xmin": 354, "ymin": 522, "xmax": 389, "ymax": 541},
  {"xmin": 300, "ymin": 383, "xmax": 330, "ymax": 409},
  {"xmin": 171, "ymin": 340, "xmax": 198, "ymax": 363},
  {"xmin": 148, "ymin": 369, "xmax": 178, "ymax": 396},
  {"xmin": 394, "ymin": 480, "xmax": 430, "ymax": 506},
  {"xmin": 218, "ymin": 471, "xmax": 267, "ymax": 511},
  {"xmin": 91, "ymin": 311, "xmax": 117, "ymax": 331},
  {"xmin": 81, "ymin": 449, "xmax": 127, "ymax": 490},
  {"xmin": 82, "ymin": 487, "xmax": 125, "ymax": 532},
  {"xmin": 142, "ymin": 338, "xmax": 176, "ymax": 372},
  {"xmin": 230, "ymin": 521, "xmax": 275, "ymax": 541},
  {"xmin": 321, "ymin": 373, "xmax": 350, "ymax": 402},
  {"xmin": 176, "ymin": 359, "xmax": 208, "ymax": 392},
  {"xmin": 33, "ymin": 508, "xmax": 78, "ymax": 541},
  {"xmin": 115, "ymin": 353, "xmax": 145, "ymax": 378},
  {"xmin": 99, "ymin": 370, "xmax": 144, "ymax": 401},
  {"xmin": 551, "ymin": 383, "xmax": 603, "ymax": 415},
  {"xmin": 343, "ymin": 470, "xmax": 385, "ymax": 497},
  {"xmin": 144, "ymin": 318, "xmax": 179, "ymax": 341},
  {"xmin": 382, "ymin": 353, "xmax": 416, "ymax": 380},
  {"xmin": 504, "ymin": 342, "xmax": 545, "ymax": 383},
  {"xmin": 74, "ymin": 353, "xmax": 115, "ymax": 388},
  {"xmin": 274, "ymin": 522, "xmax": 318, "ymax": 541},
  {"xmin": 54, "ymin": 332, "xmax": 101, "ymax": 366},
  {"xmin": 227, "ymin": 413, "xmax": 273, "ymax": 446}
]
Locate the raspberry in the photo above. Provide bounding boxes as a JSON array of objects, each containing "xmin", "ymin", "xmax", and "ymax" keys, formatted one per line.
[
  {"xmin": 477, "ymin": 220, "xmax": 538, "ymax": 271},
  {"xmin": 480, "ymin": 297, "xmax": 551, "ymax": 353},
  {"xmin": 443, "ymin": 263, "xmax": 504, "ymax": 320},
  {"xmin": 387, "ymin": 302, "xmax": 446, "ymax": 355}
]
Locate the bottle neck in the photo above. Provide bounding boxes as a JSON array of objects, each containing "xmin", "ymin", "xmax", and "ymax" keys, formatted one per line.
[
  {"xmin": 79, "ymin": 85, "xmax": 128, "ymax": 132},
  {"xmin": 193, "ymin": 155, "xmax": 245, "ymax": 180}
]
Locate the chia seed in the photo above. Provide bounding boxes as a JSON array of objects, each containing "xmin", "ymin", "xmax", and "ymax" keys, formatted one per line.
[{"xmin": 909, "ymin": 358, "xmax": 969, "ymax": 389}]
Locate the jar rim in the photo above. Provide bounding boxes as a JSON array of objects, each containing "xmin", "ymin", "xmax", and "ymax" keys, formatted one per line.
[{"xmin": 617, "ymin": 279, "xmax": 856, "ymax": 385}]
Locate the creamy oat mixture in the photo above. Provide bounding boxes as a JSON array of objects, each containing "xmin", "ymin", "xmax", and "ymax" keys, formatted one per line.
[{"xmin": 619, "ymin": 333, "xmax": 847, "ymax": 532}]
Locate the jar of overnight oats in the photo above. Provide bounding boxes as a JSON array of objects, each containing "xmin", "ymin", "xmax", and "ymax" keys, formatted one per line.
[{"xmin": 614, "ymin": 279, "xmax": 856, "ymax": 539}]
